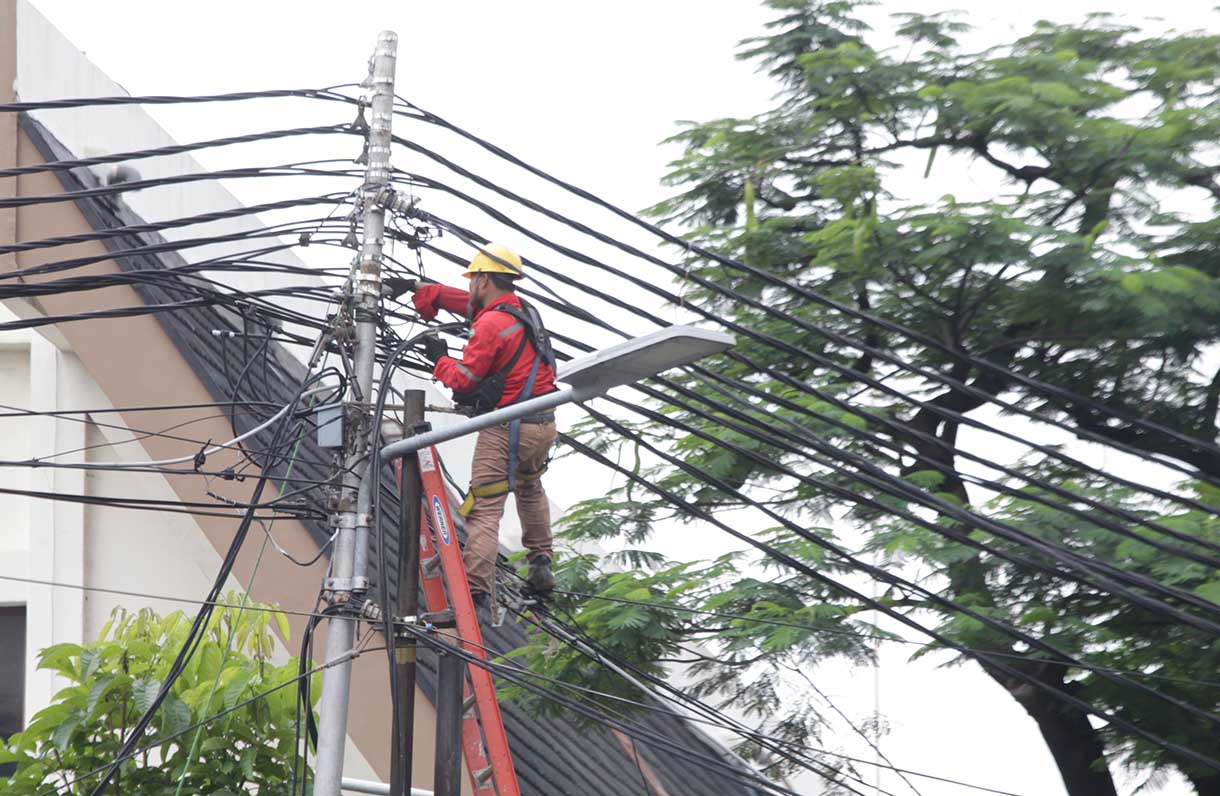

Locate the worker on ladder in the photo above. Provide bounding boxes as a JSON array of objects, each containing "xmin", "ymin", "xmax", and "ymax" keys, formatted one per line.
[{"xmin": 407, "ymin": 242, "xmax": 558, "ymax": 616}]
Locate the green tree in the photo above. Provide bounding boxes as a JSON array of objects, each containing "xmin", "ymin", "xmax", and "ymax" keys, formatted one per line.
[
  {"xmin": 525, "ymin": 3, "xmax": 1220, "ymax": 794},
  {"xmin": 0, "ymin": 597, "xmax": 314, "ymax": 795}
]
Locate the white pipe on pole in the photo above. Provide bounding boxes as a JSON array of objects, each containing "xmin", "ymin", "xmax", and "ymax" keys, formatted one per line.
[{"xmin": 341, "ymin": 776, "xmax": 432, "ymax": 796}]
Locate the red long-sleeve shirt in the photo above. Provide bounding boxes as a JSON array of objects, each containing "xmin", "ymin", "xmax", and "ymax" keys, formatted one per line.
[{"xmin": 412, "ymin": 284, "xmax": 557, "ymax": 407}]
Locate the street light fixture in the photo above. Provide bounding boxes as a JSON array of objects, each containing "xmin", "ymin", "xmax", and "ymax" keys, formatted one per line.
[{"xmin": 379, "ymin": 325, "xmax": 736, "ymax": 461}]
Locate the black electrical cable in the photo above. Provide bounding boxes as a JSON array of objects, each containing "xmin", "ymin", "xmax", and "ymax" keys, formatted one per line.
[
  {"xmin": 402, "ymin": 162, "xmax": 1220, "ymax": 515},
  {"xmin": 3, "ymin": 223, "xmax": 339, "ymax": 283},
  {"xmin": 515, "ymin": 606, "xmax": 1025, "ymax": 796},
  {"xmin": 406, "ymin": 627, "xmax": 806, "ymax": 796},
  {"xmin": 0, "ymin": 86, "xmax": 356, "ymax": 114},
  {"xmin": 407, "ymin": 226, "xmax": 1220, "ymax": 568},
  {"xmin": 620, "ymin": 365, "xmax": 1220, "ymax": 680},
  {"xmin": 0, "ymin": 483, "xmax": 316, "ymax": 519},
  {"xmin": 0, "ymin": 573, "xmax": 335, "ymax": 622},
  {"xmin": 398, "ymin": 99, "xmax": 1220, "ymax": 466},
  {"xmin": 0, "ymin": 161, "xmax": 359, "ymax": 210},
  {"xmin": 494, "ymin": 603, "xmax": 890, "ymax": 796},
  {"xmin": 402, "ymin": 240, "xmax": 1220, "ymax": 727},
  {"xmin": 406, "ymin": 229, "xmax": 1220, "ymax": 622},
  {"xmin": 551, "ymin": 590, "xmax": 1220, "ymax": 689},
  {"xmin": 407, "ymin": 227, "xmax": 1220, "ymax": 529},
  {"xmin": 623, "ymin": 365, "xmax": 1220, "ymax": 622},
  {"xmin": 558, "ymin": 424, "xmax": 1220, "ymax": 769},
  {"xmin": 405, "ymin": 220, "xmax": 1220, "ymax": 618},
  {"xmin": 0, "ymin": 124, "xmax": 358, "ymax": 178},
  {"xmin": 601, "ymin": 381, "xmax": 1220, "ymax": 635},
  {"xmin": 296, "ymin": 597, "xmax": 340, "ymax": 796},
  {"xmin": 402, "ymin": 236, "xmax": 1220, "ymax": 756},
  {"xmin": 438, "ymin": 617, "xmax": 891, "ymax": 796},
  {"xmin": 516, "ymin": 605, "xmax": 905, "ymax": 796},
  {"xmin": 0, "ymin": 194, "xmax": 348, "ymax": 255},
  {"xmin": 411, "ymin": 189, "xmax": 1220, "ymax": 525},
  {"xmin": 405, "ymin": 180, "xmax": 1220, "ymax": 502},
  {"xmin": 85, "ymin": 365, "xmax": 334, "ymax": 796}
]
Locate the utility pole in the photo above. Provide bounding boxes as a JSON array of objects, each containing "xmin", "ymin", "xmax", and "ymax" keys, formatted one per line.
[
  {"xmin": 392, "ymin": 390, "xmax": 426, "ymax": 796},
  {"xmin": 433, "ymin": 651, "xmax": 464, "ymax": 796},
  {"xmin": 312, "ymin": 30, "xmax": 398, "ymax": 796}
]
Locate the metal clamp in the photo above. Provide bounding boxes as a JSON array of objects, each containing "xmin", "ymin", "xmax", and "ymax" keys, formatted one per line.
[
  {"xmin": 323, "ymin": 576, "xmax": 354, "ymax": 593},
  {"xmin": 331, "ymin": 513, "xmax": 359, "ymax": 530}
]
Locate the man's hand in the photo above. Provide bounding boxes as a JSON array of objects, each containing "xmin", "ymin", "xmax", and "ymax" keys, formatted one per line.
[
  {"xmin": 422, "ymin": 334, "xmax": 449, "ymax": 365},
  {"xmin": 382, "ymin": 277, "xmax": 417, "ymax": 299}
]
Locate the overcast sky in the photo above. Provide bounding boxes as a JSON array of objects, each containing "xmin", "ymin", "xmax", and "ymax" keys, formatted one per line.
[{"xmin": 21, "ymin": 2, "xmax": 1220, "ymax": 795}]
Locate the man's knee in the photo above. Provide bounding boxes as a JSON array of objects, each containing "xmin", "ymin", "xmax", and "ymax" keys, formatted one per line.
[{"xmin": 516, "ymin": 477, "xmax": 545, "ymax": 497}]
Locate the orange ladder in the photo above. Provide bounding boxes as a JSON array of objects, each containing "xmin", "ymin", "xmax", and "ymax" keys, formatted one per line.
[{"xmin": 414, "ymin": 444, "xmax": 520, "ymax": 796}]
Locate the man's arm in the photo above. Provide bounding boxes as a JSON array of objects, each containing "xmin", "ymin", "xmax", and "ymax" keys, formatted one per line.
[
  {"xmin": 433, "ymin": 314, "xmax": 503, "ymax": 393},
  {"xmin": 413, "ymin": 284, "xmax": 470, "ymax": 321}
]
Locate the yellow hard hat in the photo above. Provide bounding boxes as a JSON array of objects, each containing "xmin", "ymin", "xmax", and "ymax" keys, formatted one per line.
[{"xmin": 464, "ymin": 242, "xmax": 524, "ymax": 279}]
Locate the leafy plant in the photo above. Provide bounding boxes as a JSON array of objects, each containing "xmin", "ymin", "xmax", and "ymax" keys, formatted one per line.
[{"xmin": 0, "ymin": 596, "xmax": 315, "ymax": 795}]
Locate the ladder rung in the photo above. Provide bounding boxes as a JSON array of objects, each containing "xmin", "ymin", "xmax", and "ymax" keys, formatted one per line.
[
  {"xmin": 462, "ymin": 693, "xmax": 478, "ymax": 716},
  {"xmin": 474, "ymin": 766, "xmax": 495, "ymax": 788},
  {"xmin": 421, "ymin": 554, "xmax": 441, "ymax": 577}
]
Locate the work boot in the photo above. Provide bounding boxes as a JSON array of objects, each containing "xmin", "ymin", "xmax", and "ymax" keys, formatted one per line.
[
  {"xmin": 471, "ymin": 591, "xmax": 493, "ymax": 628},
  {"xmin": 422, "ymin": 594, "xmax": 491, "ymax": 630},
  {"xmin": 527, "ymin": 555, "xmax": 555, "ymax": 594}
]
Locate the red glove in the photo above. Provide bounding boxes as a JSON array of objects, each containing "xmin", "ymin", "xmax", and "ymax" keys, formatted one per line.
[{"xmin": 412, "ymin": 283, "xmax": 443, "ymax": 321}]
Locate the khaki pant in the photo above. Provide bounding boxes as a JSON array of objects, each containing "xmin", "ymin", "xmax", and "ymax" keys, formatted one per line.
[{"xmin": 463, "ymin": 420, "xmax": 557, "ymax": 594}]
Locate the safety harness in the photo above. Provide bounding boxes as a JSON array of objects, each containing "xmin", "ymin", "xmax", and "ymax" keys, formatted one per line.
[{"xmin": 454, "ymin": 299, "xmax": 556, "ymax": 517}]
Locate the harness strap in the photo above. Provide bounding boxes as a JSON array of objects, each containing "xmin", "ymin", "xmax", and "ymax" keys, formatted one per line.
[
  {"xmin": 506, "ymin": 352, "xmax": 543, "ymax": 493},
  {"xmin": 457, "ymin": 462, "xmax": 549, "ymax": 517}
]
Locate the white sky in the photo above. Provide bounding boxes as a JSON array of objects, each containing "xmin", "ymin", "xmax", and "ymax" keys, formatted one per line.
[{"xmin": 21, "ymin": 2, "xmax": 1220, "ymax": 795}]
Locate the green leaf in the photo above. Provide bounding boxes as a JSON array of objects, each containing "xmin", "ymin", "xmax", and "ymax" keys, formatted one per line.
[
  {"xmin": 240, "ymin": 745, "xmax": 258, "ymax": 780},
  {"xmin": 1120, "ymin": 273, "xmax": 1145, "ymax": 294},
  {"xmin": 50, "ymin": 711, "xmax": 81, "ymax": 752},
  {"xmin": 161, "ymin": 698, "xmax": 192, "ymax": 737},
  {"xmin": 223, "ymin": 668, "xmax": 255, "ymax": 711},
  {"xmin": 133, "ymin": 678, "xmax": 161, "ymax": 715},
  {"xmin": 199, "ymin": 736, "xmax": 229, "ymax": 753},
  {"xmin": 1031, "ymin": 81, "xmax": 1083, "ymax": 106},
  {"xmin": 1195, "ymin": 580, "xmax": 1220, "ymax": 604},
  {"xmin": 36, "ymin": 643, "xmax": 82, "ymax": 679},
  {"xmin": 78, "ymin": 648, "xmax": 102, "ymax": 681},
  {"xmin": 86, "ymin": 673, "xmax": 118, "ymax": 718}
]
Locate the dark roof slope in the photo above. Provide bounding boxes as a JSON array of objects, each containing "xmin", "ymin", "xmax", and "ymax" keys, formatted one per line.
[{"xmin": 22, "ymin": 114, "xmax": 767, "ymax": 796}]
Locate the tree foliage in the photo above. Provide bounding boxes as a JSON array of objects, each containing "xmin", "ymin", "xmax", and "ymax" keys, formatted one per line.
[
  {"xmin": 0, "ymin": 597, "xmax": 313, "ymax": 796},
  {"xmin": 523, "ymin": 3, "xmax": 1220, "ymax": 794}
]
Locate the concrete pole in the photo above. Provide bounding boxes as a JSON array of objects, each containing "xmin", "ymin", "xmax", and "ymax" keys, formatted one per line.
[{"xmin": 312, "ymin": 30, "xmax": 398, "ymax": 796}]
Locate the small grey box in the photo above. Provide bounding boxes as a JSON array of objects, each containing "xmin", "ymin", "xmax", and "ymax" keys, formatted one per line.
[{"xmin": 316, "ymin": 404, "xmax": 344, "ymax": 448}]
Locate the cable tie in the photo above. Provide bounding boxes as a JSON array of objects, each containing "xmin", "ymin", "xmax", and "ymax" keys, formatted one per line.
[
  {"xmin": 193, "ymin": 440, "xmax": 211, "ymax": 471},
  {"xmin": 350, "ymin": 100, "xmax": 369, "ymax": 131}
]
